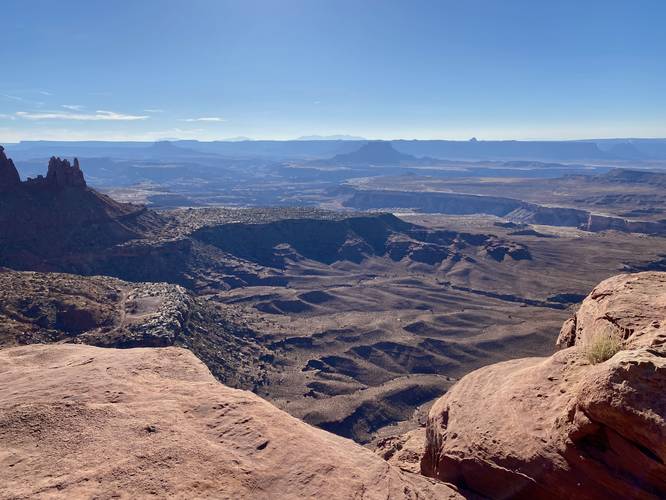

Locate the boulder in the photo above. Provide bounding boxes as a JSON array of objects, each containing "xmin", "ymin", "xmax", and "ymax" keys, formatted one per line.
[
  {"xmin": 556, "ymin": 272, "xmax": 666, "ymax": 349},
  {"xmin": 422, "ymin": 272, "xmax": 666, "ymax": 499}
]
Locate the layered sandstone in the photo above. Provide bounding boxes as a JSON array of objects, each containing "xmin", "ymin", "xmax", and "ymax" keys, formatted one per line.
[{"xmin": 422, "ymin": 272, "xmax": 666, "ymax": 499}]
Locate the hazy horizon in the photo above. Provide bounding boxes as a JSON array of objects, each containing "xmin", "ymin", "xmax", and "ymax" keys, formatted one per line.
[{"xmin": 5, "ymin": 136, "xmax": 666, "ymax": 146}]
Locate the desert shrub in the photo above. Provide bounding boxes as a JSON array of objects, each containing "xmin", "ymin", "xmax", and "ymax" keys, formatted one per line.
[{"xmin": 585, "ymin": 333, "xmax": 622, "ymax": 364}]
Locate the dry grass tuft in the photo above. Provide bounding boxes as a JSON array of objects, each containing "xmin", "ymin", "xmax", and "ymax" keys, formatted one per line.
[{"xmin": 585, "ymin": 333, "xmax": 622, "ymax": 364}]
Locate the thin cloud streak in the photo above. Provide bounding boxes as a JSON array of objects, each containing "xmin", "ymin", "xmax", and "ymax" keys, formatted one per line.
[
  {"xmin": 183, "ymin": 116, "xmax": 225, "ymax": 122},
  {"xmin": 1, "ymin": 94, "xmax": 24, "ymax": 101},
  {"xmin": 15, "ymin": 110, "xmax": 149, "ymax": 121}
]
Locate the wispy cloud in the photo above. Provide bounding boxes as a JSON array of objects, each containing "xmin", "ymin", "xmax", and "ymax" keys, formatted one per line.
[
  {"xmin": 37, "ymin": 90, "xmax": 53, "ymax": 96},
  {"xmin": 0, "ymin": 114, "xmax": 16, "ymax": 120},
  {"xmin": 144, "ymin": 108, "xmax": 164, "ymax": 113},
  {"xmin": 15, "ymin": 110, "xmax": 149, "ymax": 121},
  {"xmin": 61, "ymin": 104, "xmax": 85, "ymax": 111},
  {"xmin": 1, "ymin": 93, "xmax": 45, "ymax": 107},
  {"xmin": 1, "ymin": 94, "xmax": 24, "ymax": 102},
  {"xmin": 182, "ymin": 116, "xmax": 225, "ymax": 122}
]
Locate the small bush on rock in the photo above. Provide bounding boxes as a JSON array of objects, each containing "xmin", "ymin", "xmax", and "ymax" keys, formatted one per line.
[{"xmin": 585, "ymin": 334, "xmax": 622, "ymax": 364}]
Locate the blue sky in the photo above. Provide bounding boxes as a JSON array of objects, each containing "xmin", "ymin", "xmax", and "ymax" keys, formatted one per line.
[{"xmin": 2, "ymin": 0, "xmax": 665, "ymax": 142}]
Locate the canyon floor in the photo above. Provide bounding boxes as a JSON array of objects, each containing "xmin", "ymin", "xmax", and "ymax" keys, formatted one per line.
[
  {"xmin": 210, "ymin": 213, "xmax": 666, "ymax": 443},
  {"xmin": 4, "ymin": 209, "xmax": 664, "ymax": 445}
]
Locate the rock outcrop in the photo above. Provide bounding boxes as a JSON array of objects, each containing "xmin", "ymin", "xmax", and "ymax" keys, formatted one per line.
[
  {"xmin": 0, "ymin": 146, "xmax": 20, "ymax": 190},
  {"xmin": 556, "ymin": 272, "xmax": 666, "ymax": 349},
  {"xmin": 375, "ymin": 428, "xmax": 428, "ymax": 475},
  {"xmin": 0, "ymin": 269, "xmax": 269, "ymax": 389},
  {"xmin": 0, "ymin": 344, "xmax": 460, "ymax": 499},
  {"xmin": 0, "ymin": 148, "xmax": 165, "ymax": 271},
  {"xmin": 422, "ymin": 272, "xmax": 666, "ymax": 499},
  {"xmin": 45, "ymin": 156, "xmax": 86, "ymax": 188}
]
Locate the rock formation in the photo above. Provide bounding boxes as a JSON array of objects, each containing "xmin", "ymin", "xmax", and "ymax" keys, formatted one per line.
[
  {"xmin": 45, "ymin": 156, "xmax": 86, "ymax": 188},
  {"xmin": 0, "ymin": 344, "xmax": 460, "ymax": 499},
  {"xmin": 0, "ymin": 148, "xmax": 165, "ymax": 271},
  {"xmin": 422, "ymin": 272, "xmax": 666, "ymax": 499},
  {"xmin": 0, "ymin": 145, "xmax": 20, "ymax": 190},
  {"xmin": 583, "ymin": 213, "xmax": 666, "ymax": 237},
  {"xmin": 375, "ymin": 428, "xmax": 428, "ymax": 475}
]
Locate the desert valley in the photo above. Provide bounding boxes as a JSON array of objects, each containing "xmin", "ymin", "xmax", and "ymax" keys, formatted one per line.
[
  {"xmin": 3, "ymin": 1, "xmax": 666, "ymax": 497},
  {"xmin": 1, "ymin": 139, "xmax": 665, "ymax": 498}
]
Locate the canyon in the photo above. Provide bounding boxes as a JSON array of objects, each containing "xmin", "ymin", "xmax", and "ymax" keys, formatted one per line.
[{"xmin": 1, "ymin": 148, "xmax": 666, "ymax": 498}]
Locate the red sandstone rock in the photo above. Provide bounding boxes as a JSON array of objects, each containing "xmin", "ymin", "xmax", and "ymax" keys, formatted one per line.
[
  {"xmin": 422, "ymin": 272, "xmax": 666, "ymax": 499},
  {"xmin": 375, "ymin": 428, "xmax": 428, "ymax": 475},
  {"xmin": 0, "ymin": 344, "xmax": 460, "ymax": 499},
  {"xmin": 557, "ymin": 272, "xmax": 666, "ymax": 349}
]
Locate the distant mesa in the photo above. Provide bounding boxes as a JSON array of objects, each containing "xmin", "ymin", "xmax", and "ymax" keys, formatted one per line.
[
  {"xmin": 314, "ymin": 140, "xmax": 419, "ymax": 166},
  {"xmin": 602, "ymin": 141, "xmax": 646, "ymax": 160}
]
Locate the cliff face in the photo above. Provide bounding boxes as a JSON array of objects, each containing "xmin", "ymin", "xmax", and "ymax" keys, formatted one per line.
[
  {"xmin": 584, "ymin": 213, "xmax": 666, "ymax": 236},
  {"xmin": 422, "ymin": 272, "xmax": 666, "ymax": 499},
  {"xmin": 0, "ymin": 344, "xmax": 460, "ymax": 499},
  {"xmin": 344, "ymin": 188, "xmax": 666, "ymax": 236},
  {"xmin": 0, "ymin": 146, "xmax": 20, "ymax": 190}
]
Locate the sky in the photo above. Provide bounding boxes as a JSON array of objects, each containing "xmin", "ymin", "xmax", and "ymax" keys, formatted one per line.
[{"xmin": 2, "ymin": 0, "xmax": 666, "ymax": 142}]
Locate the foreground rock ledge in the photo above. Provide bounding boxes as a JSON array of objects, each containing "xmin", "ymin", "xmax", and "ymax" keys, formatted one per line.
[
  {"xmin": 422, "ymin": 271, "xmax": 666, "ymax": 499},
  {"xmin": 0, "ymin": 344, "xmax": 459, "ymax": 499}
]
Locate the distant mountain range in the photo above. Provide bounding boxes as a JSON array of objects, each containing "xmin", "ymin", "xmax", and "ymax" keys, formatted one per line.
[
  {"xmin": 295, "ymin": 135, "xmax": 367, "ymax": 141},
  {"xmin": 5, "ymin": 137, "xmax": 666, "ymax": 162}
]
